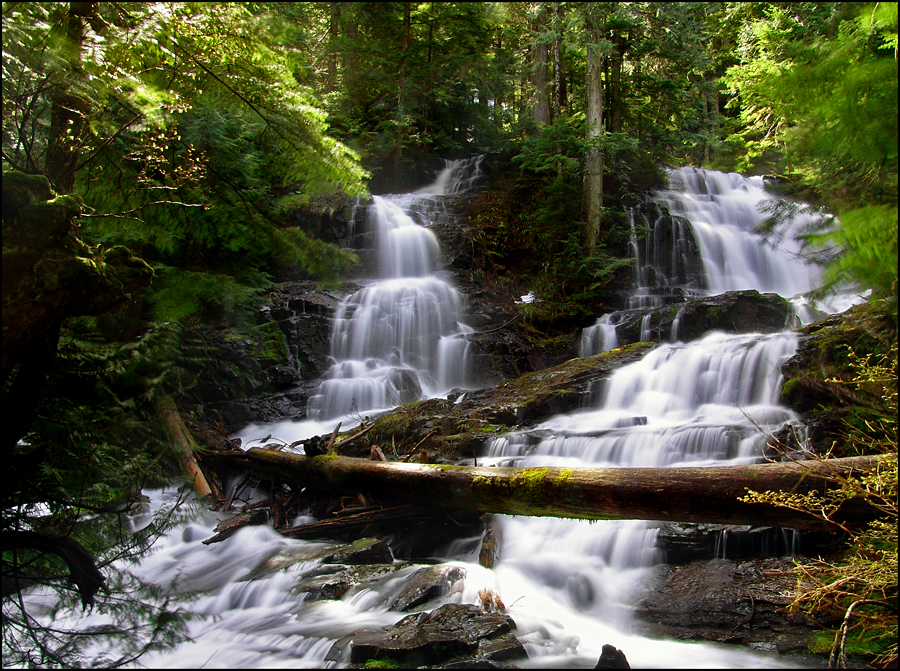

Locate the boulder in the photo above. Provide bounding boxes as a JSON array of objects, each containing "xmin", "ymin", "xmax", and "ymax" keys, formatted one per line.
[
  {"xmin": 595, "ymin": 644, "xmax": 630, "ymax": 669},
  {"xmin": 298, "ymin": 562, "xmax": 405, "ymax": 602},
  {"xmin": 590, "ymin": 290, "xmax": 793, "ymax": 348},
  {"xmin": 327, "ymin": 602, "xmax": 525, "ymax": 668},
  {"xmin": 390, "ymin": 564, "xmax": 467, "ymax": 612},
  {"xmin": 779, "ymin": 300, "xmax": 896, "ymax": 454},
  {"xmin": 634, "ymin": 557, "xmax": 821, "ymax": 654},
  {"xmin": 243, "ymin": 537, "xmax": 392, "ymax": 581}
]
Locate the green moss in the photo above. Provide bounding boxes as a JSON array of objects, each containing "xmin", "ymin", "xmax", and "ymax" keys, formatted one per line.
[
  {"xmin": 362, "ymin": 657, "xmax": 404, "ymax": 669},
  {"xmin": 553, "ymin": 468, "xmax": 575, "ymax": 486},
  {"xmin": 807, "ymin": 627, "xmax": 897, "ymax": 659}
]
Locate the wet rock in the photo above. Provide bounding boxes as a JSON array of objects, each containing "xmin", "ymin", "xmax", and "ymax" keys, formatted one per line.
[
  {"xmin": 191, "ymin": 280, "xmax": 356, "ymax": 430},
  {"xmin": 598, "ymin": 290, "xmax": 793, "ymax": 347},
  {"xmin": 390, "ymin": 564, "xmax": 466, "ymax": 611},
  {"xmin": 634, "ymin": 557, "xmax": 819, "ymax": 654},
  {"xmin": 595, "ymin": 643, "xmax": 630, "ymax": 669},
  {"xmin": 654, "ymin": 523, "xmax": 838, "ymax": 564},
  {"xmin": 298, "ymin": 562, "xmax": 405, "ymax": 602},
  {"xmin": 244, "ymin": 537, "xmax": 392, "ymax": 580},
  {"xmin": 329, "ymin": 602, "xmax": 524, "ymax": 668}
]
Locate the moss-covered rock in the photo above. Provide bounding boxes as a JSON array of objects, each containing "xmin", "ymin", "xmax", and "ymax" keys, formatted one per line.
[
  {"xmin": 779, "ymin": 300, "xmax": 896, "ymax": 454},
  {"xmin": 350, "ymin": 342, "xmax": 655, "ymax": 463}
]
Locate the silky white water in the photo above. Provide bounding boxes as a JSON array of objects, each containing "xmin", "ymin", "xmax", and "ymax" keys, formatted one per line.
[
  {"xmin": 306, "ymin": 158, "xmax": 480, "ymax": 423},
  {"xmin": 14, "ymin": 164, "xmax": 812, "ymax": 668},
  {"xmin": 580, "ymin": 166, "xmax": 858, "ymax": 356}
]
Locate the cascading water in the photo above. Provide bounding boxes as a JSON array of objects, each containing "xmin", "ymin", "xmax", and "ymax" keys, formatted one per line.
[
  {"xmin": 17, "ymin": 165, "xmax": 815, "ymax": 669},
  {"xmin": 306, "ymin": 158, "xmax": 481, "ymax": 423},
  {"xmin": 580, "ymin": 166, "xmax": 845, "ymax": 356}
]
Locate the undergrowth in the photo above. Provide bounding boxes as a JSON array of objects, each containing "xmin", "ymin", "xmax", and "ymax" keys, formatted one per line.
[{"xmin": 743, "ymin": 343, "xmax": 898, "ymax": 668}]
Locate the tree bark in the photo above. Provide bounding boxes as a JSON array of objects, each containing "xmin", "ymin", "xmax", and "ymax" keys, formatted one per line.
[
  {"xmin": 45, "ymin": 2, "xmax": 97, "ymax": 193},
  {"xmin": 154, "ymin": 395, "xmax": 214, "ymax": 502},
  {"xmin": 531, "ymin": 5, "xmax": 551, "ymax": 126},
  {"xmin": 230, "ymin": 450, "xmax": 884, "ymax": 532},
  {"xmin": 583, "ymin": 5, "xmax": 604, "ymax": 253}
]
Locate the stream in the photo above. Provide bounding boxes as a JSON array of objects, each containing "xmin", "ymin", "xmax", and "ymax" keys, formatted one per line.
[{"xmin": 17, "ymin": 162, "xmax": 856, "ymax": 668}]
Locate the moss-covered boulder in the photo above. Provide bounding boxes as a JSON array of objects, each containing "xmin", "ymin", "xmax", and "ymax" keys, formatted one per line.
[
  {"xmin": 779, "ymin": 300, "xmax": 896, "ymax": 454},
  {"xmin": 338, "ymin": 341, "xmax": 655, "ymax": 463}
]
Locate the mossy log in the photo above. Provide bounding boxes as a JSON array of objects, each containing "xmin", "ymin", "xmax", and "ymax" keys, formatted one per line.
[{"xmin": 235, "ymin": 449, "xmax": 884, "ymax": 532}]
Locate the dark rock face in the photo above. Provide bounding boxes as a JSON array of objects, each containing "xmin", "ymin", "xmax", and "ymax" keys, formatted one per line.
[
  {"xmin": 654, "ymin": 523, "xmax": 841, "ymax": 564},
  {"xmin": 327, "ymin": 602, "xmax": 525, "ymax": 668},
  {"xmin": 634, "ymin": 557, "xmax": 821, "ymax": 654},
  {"xmin": 590, "ymin": 290, "xmax": 794, "ymax": 348},
  {"xmin": 190, "ymin": 280, "xmax": 351, "ymax": 430}
]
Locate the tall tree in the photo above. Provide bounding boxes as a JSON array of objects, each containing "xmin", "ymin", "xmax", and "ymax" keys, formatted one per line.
[{"xmin": 582, "ymin": 3, "xmax": 608, "ymax": 253}]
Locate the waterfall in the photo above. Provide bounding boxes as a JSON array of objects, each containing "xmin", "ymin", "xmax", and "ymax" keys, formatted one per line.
[
  {"xmin": 19, "ymin": 165, "xmax": 815, "ymax": 669},
  {"xmin": 306, "ymin": 157, "xmax": 482, "ymax": 422},
  {"xmin": 580, "ymin": 167, "xmax": 835, "ymax": 356}
]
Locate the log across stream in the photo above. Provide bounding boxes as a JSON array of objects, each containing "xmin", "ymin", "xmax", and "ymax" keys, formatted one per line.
[{"xmin": 218, "ymin": 448, "xmax": 882, "ymax": 532}]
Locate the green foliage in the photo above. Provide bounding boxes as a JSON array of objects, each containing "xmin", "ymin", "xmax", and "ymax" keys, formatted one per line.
[
  {"xmin": 3, "ymin": 2, "xmax": 368, "ymax": 323},
  {"xmin": 742, "ymin": 342, "xmax": 898, "ymax": 667},
  {"xmin": 807, "ymin": 205, "xmax": 899, "ymax": 302},
  {"xmin": 3, "ymin": 318, "xmax": 209, "ymax": 667}
]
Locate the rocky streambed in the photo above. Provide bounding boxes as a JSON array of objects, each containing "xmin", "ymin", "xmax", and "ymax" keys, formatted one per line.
[{"xmin": 187, "ymin": 297, "xmax": 896, "ymax": 668}]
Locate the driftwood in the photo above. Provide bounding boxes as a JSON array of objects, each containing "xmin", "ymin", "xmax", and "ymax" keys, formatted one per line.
[{"xmin": 233, "ymin": 449, "xmax": 884, "ymax": 532}]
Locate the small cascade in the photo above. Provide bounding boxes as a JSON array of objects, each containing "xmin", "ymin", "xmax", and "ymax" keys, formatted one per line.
[
  {"xmin": 476, "ymin": 330, "xmax": 802, "ymax": 657},
  {"xmin": 578, "ymin": 313, "xmax": 619, "ymax": 357},
  {"xmin": 580, "ymin": 167, "xmax": 834, "ymax": 357},
  {"xmin": 307, "ymin": 158, "xmax": 482, "ymax": 421}
]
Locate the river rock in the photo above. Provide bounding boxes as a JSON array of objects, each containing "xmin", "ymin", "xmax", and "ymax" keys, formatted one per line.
[
  {"xmin": 390, "ymin": 564, "xmax": 467, "ymax": 611},
  {"xmin": 595, "ymin": 643, "xmax": 630, "ymax": 669},
  {"xmin": 243, "ymin": 537, "xmax": 392, "ymax": 581},
  {"xmin": 297, "ymin": 562, "xmax": 405, "ymax": 602},
  {"xmin": 327, "ymin": 602, "xmax": 525, "ymax": 668}
]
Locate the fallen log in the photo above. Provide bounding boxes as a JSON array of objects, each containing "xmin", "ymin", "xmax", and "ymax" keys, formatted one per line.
[
  {"xmin": 279, "ymin": 505, "xmax": 439, "ymax": 540},
  {"xmin": 238, "ymin": 449, "xmax": 885, "ymax": 532},
  {"xmin": 155, "ymin": 395, "xmax": 215, "ymax": 502}
]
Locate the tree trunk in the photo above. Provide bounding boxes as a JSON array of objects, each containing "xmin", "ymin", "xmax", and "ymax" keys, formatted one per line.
[
  {"xmin": 154, "ymin": 395, "xmax": 214, "ymax": 502},
  {"xmin": 532, "ymin": 5, "xmax": 551, "ymax": 126},
  {"xmin": 583, "ymin": 5, "xmax": 604, "ymax": 253},
  {"xmin": 231, "ymin": 449, "xmax": 884, "ymax": 532},
  {"xmin": 45, "ymin": 2, "xmax": 97, "ymax": 193},
  {"xmin": 326, "ymin": 2, "xmax": 340, "ymax": 93},
  {"xmin": 553, "ymin": 2, "xmax": 565, "ymax": 119}
]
